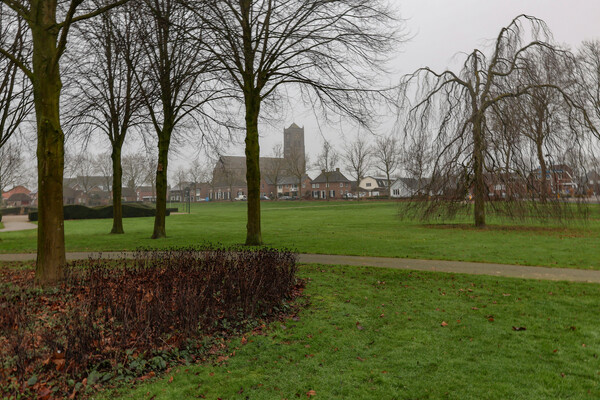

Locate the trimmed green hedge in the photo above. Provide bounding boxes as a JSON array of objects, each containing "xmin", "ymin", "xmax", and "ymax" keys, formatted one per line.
[
  {"xmin": 28, "ymin": 204, "xmax": 169, "ymax": 221},
  {"xmin": 1, "ymin": 206, "xmax": 36, "ymax": 216}
]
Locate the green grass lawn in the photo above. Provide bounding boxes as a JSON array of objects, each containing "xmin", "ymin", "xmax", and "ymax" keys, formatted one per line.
[
  {"xmin": 106, "ymin": 264, "xmax": 600, "ymax": 399},
  {"xmin": 1, "ymin": 201, "xmax": 599, "ymax": 269}
]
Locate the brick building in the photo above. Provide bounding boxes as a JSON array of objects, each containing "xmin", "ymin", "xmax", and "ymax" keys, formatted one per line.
[{"xmin": 311, "ymin": 168, "xmax": 351, "ymax": 199}]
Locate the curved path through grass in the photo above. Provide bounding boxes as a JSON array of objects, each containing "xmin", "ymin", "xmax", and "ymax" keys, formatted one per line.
[{"xmin": 2, "ymin": 251, "xmax": 600, "ymax": 283}]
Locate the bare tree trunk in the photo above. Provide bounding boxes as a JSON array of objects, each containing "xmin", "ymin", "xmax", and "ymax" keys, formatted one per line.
[
  {"xmin": 152, "ymin": 134, "xmax": 170, "ymax": 239},
  {"xmin": 473, "ymin": 117, "xmax": 486, "ymax": 228},
  {"xmin": 386, "ymin": 172, "xmax": 391, "ymax": 199},
  {"xmin": 536, "ymin": 139, "xmax": 548, "ymax": 203},
  {"xmin": 32, "ymin": 23, "xmax": 66, "ymax": 286},
  {"xmin": 244, "ymin": 95, "xmax": 262, "ymax": 246},
  {"xmin": 111, "ymin": 146, "xmax": 124, "ymax": 234}
]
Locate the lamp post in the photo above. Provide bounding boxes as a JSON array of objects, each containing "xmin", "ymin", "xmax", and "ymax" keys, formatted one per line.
[{"xmin": 184, "ymin": 186, "xmax": 191, "ymax": 213}]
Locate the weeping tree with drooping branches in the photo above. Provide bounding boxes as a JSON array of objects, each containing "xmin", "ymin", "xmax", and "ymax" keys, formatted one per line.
[{"xmin": 401, "ymin": 14, "xmax": 593, "ymax": 228}]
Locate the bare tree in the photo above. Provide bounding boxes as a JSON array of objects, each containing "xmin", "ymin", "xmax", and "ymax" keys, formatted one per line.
[
  {"xmin": 0, "ymin": 9, "xmax": 31, "ymax": 153},
  {"xmin": 122, "ymin": 152, "xmax": 149, "ymax": 190},
  {"xmin": 187, "ymin": 158, "xmax": 210, "ymax": 184},
  {"xmin": 263, "ymin": 144, "xmax": 285, "ymax": 200},
  {"xmin": 0, "ymin": 141, "xmax": 24, "ymax": 195},
  {"xmin": 172, "ymin": 166, "xmax": 189, "ymax": 190},
  {"xmin": 133, "ymin": 0, "xmax": 218, "ymax": 239},
  {"xmin": 402, "ymin": 15, "xmax": 586, "ymax": 227},
  {"xmin": 343, "ymin": 135, "xmax": 371, "ymax": 198},
  {"xmin": 187, "ymin": 0, "xmax": 403, "ymax": 244},
  {"xmin": 372, "ymin": 135, "xmax": 399, "ymax": 198},
  {"xmin": 285, "ymin": 146, "xmax": 309, "ymax": 200},
  {"xmin": 316, "ymin": 141, "xmax": 339, "ymax": 201},
  {"xmin": 70, "ymin": 0, "xmax": 145, "ymax": 234},
  {"xmin": 68, "ymin": 153, "xmax": 98, "ymax": 192},
  {"xmin": 93, "ymin": 152, "xmax": 114, "ymax": 191},
  {"xmin": 0, "ymin": 0, "xmax": 130, "ymax": 285}
]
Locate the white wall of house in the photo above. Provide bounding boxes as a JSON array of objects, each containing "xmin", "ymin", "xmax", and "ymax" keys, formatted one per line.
[
  {"xmin": 358, "ymin": 177, "xmax": 378, "ymax": 192},
  {"xmin": 390, "ymin": 179, "xmax": 414, "ymax": 198},
  {"xmin": 359, "ymin": 176, "xmax": 388, "ymax": 197}
]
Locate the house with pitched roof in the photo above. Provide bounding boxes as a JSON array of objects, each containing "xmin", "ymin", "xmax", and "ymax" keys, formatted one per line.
[{"xmin": 311, "ymin": 168, "xmax": 351, "ymax": 199}]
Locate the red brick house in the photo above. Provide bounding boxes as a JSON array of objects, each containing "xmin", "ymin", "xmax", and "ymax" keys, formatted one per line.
[
  {"xmin": 311, "ymin": 168, "xmax": 352, "ymax": 200},
  {"xmin": 530, "ymin": 164, "xmax": 577, "ymax": 196},
  {"xmin": 136, "ymin": 186, "xmax": 157, "ymax": 202},
  {"xmin": 6, "ymin": 192, "xmax": 32, "ymax": 207},
  {"xmin": 2, "ymin": 185, "xmax": 31, "ymax": 202}
]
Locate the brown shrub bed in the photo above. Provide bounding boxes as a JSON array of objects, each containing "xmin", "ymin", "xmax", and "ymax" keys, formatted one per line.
[{"xmin": 0, "ymin": 247, "xmax": 303, "ymax": 399}]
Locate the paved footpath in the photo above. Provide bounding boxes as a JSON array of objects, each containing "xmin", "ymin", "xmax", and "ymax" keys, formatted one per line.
[
  {"xmin": 0, "ymin": 215, "xmax": 37, "ymax": 232},
  {"xmin": 0, "ymin": 251, "xmax": 599, "ymax": 284}
]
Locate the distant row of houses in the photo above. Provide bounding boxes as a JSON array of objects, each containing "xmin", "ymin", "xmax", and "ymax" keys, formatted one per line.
[
  {"xmin": 1, "ymin": 179, "xmax": 159, "ymax": 208},
  {"xmin": 4, "ymin": 163, "xmax": 600, "ymax": 208},
  {"xmin": 169, "ymin": 167, "xmax": 428, "ymax": 202}
]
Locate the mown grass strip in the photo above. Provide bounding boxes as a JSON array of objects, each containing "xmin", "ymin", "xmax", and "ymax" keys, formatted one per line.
[{"xmin": 112, "ymin": 264, "xmax": 600, "ymax": 399}]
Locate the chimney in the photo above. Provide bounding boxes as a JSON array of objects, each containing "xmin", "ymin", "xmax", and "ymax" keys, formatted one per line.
[
  {"xmin": 321, "ymin": 169, "xmax": 326, "ymax": 174},
  {"xmin": 336, "ymin": 168, "xmax": 340, "ymax": 172}
]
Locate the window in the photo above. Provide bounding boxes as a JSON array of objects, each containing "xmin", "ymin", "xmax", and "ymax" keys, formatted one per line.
[
  {"xmin": 302, "ymin": 183, "xmax": 306, "ymax": 188},
  {"xmin": 329, "ymin": 190, "xmax": 335, "ymax": 198},
  {"xmin": 312, "ymin": 183, "xmax": 319, "ymax": 189},
  {"xmin": 366, "ymin": 182, "xmax": 372, "ymax": 187},
  {"xmin": 340, "ymin": 183, "xmax": 343, "ymax": 187},
  {"xmin": 393, "ymin": 189, "xmax": 400, "ymax": 196},
  {"xmin": 196, "ymin": 189, "xmax": 201, "ymax": 196}
]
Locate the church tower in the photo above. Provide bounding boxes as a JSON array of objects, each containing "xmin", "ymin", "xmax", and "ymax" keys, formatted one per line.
[{"xmin": 283, "ymin": 123, "xmax": 305, "ymax": 169}]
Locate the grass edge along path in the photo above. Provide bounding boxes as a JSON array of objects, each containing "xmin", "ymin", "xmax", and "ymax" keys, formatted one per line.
[
  {"xmin": 2, "ymin": 252, "xmax": 600, "ymax": 283},
  {"xmin": 1, "ymin": 201, "xmax": 599, "ymax": 271},
  {"xmin": 105, "ymin": 263, "xmax": 600, "ymax": 400}
]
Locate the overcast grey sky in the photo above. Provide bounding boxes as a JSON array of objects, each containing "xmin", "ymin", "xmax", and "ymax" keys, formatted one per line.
[{"xmin": 174, "ymin": 0, "xmax": 600, "ymax": 176}]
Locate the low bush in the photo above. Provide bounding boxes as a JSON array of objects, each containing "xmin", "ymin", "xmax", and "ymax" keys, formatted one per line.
[
  {"xmin": 0, "ymin": 247, "xmax": 301, "ymax": 398},
  {"xmin": 1, "ymin": 206, "xmax": 36, "ymax": 216},
  {"xmin": 28, "ymin": 203, "xmax": 168, "ymax": 221}
]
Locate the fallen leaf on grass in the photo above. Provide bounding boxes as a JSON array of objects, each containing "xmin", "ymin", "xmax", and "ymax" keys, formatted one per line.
[
  {"xmin": 356, "ymin": 322, "xmax": 364, "ymax": 330},
  {"xmin": 307, "ymin": 389, "xmax": 317, "ymax": 397},
  {"xmin": 168, "ymin": 376, "xmax": 173, "ymax": 383},
  {"xmin": 37, "ymin": 387, "xmax": 52, "ymax": 400},
  {"xmin": 512, "ymin": 326, "xmax": 527, "ymax": 331},
  {"xmin": 440, "ymin": 321, "xmax": 448, "ymax": 327}
]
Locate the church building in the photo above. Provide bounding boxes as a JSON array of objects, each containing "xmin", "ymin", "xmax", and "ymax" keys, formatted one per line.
[{"xmin": 210, "ymin": 123, "xmax": 308, "ymax": 200}]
